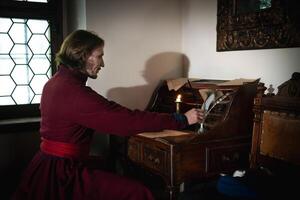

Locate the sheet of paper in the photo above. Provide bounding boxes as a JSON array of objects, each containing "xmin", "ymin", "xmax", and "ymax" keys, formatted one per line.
[
  {"xmin": 217, "ymin": 78, "xmax": 258, "ymax": 86},
  {"xmin": 199, "ymin": 89, "xmax": 223, "ymax": 102},
  {"xmin": 138, "ymin": 129, "xmax": 192, "ymax": 138}
]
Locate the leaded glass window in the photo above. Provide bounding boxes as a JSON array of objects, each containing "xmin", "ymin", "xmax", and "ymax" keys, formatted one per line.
[
  {"xmin": 0, "ymin": 0, "xmax": 62, "ymax": 121},
  {"xmin": 0, "ymin": 17, "xmax": 51, "ymax": 105}
]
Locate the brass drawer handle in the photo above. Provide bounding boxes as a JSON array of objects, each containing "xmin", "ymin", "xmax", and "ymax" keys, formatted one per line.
[
  {"xmin": 147, "ymin": 154, "xmax": 154, "ymax": 161},
  {"xmin": 222, "ymin": 155, "xmax": 230, "ymax": 161},
  {"xmin": 154, "ymin": 158, "xmax": 160, "ymax": 165},
  {"xmin": 146, "ymin": 154, "xmax": 160, "ymax": 165},
  {"xmin": 222, "ymin": 153, "xmax": 240, "ymax": 162}
]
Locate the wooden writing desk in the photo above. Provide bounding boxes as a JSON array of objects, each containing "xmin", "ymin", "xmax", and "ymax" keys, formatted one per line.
[
  {"xmin": 125, "ymin": 79, "xmax": 262, "ymax": 199},
  {"xmin": 128, "ymin": 130, "xmax": 251, "ymax": 199}
]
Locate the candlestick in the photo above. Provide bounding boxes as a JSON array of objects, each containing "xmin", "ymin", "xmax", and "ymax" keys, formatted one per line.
[{"xmin": 175, "ymin": 94, "xmax": 182, "ymax": 113}]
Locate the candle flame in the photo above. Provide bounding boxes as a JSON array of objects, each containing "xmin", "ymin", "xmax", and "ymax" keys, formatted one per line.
[{"xmin": 175, "ymin": 94, "xmax": 182, "ymax": 102}]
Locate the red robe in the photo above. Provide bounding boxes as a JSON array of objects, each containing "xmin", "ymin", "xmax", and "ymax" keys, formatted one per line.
[{"xmin": 13, "ymin": 66, "xmax": 186, "ymax": 200}]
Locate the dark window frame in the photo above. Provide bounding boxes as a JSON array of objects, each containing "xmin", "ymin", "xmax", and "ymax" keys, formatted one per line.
[{"xmin": 0, "ymin": 0, "xmax": 63, "ymax": 131}]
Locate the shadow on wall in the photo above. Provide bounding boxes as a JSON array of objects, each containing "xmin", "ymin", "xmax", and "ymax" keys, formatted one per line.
[{"xmin": 106, "ymin": 52, "xmax": 190, "ymax": 110}]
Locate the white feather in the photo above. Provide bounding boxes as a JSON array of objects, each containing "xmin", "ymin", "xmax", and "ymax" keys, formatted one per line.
[{"xmin": 203, "ymin": 93, "xmax": 215, "ymax": 111}]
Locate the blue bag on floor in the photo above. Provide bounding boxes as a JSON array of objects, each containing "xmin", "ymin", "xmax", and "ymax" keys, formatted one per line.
[{"xmin": 217, "ymin": 175, "xmax": 258, "ymax": 199}]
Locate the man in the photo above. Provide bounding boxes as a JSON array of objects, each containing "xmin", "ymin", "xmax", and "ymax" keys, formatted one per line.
[{"xmin": 13, "ymin": 30, "xmax": 203, "ymax": 200}]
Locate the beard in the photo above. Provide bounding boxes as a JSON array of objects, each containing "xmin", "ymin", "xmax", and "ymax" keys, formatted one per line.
[
  {"xmin": 85, "ymin": 64, "xmax": 100, "ymax": 79},
  {"xmin": 79, "ymin": 67, "xmax": 99, "ymax": 79},
  {"xmin": 88, "ymin": 73, "xmax": 98, "ymax": 79}
]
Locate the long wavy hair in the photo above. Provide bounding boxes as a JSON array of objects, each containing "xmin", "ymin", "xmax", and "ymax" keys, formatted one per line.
[{"xmin": 55, "ymin": 30, "xmax": 104, "ymax": 69}]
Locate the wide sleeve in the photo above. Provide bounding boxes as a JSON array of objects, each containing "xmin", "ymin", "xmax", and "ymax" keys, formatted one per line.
[{"xmin": 70, "ymin": 86, "xmax": 187, "ymax": 136}]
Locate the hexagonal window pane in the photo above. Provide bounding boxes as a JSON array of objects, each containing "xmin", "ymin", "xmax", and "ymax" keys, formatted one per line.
[
  {"xmin": 31, "ymin": 94, "xmax": 41, "ymax": 104},
  {"xmin": 15, "ymin": 0, "xmax": 48, "ymax": 2},
  {"xmin": 30, "ymin": 75, "xmax": 48, "ymax": 94},
  {"xmin": 0, "ymin": 55, "xmax": 15, "ymax": 75},
  {"xmin": 27, "ymin": 19, "xmax": 48, "ymax": 34},
  {"xmin": 47, "ymin": 67, "xmax": 52, "ymax": 79},
  {"xmin": 0, "ymin": 76, "xmax": 16, "ymax": 96},
  {"xmin": 0, "ymin": 97, "xmax": 15, "ymax": 105},
  {"xmin": 29, "ymin": 55, "xmax": 50, "ymax": 74},
  {"xmin": 46, "ymin": 46, "xmax": 51, "ymax": 60},
  {"xmin": 10, "ymin": 44, "xmax": 33, "ymax": 64},
  {"xmin": 0, "ymin": 17, "xmax": 12, "ymax": 32},
  {"xmin": 9, "ymin": 23, "xmax": 32, "ymax": 44},
  {"xmin": 12, "ymin": 18, "xmax": 27, "ymax": 23},
  {"xmin": 12, "ymin": 85, "xmax": 34, "ymax": 104},
  {"xmin": 28, "ymin": 35, "xmax": 49, "ymax": 54},
  {"xmin": 29, "ymin": 0, "xmax": 48, "ymax": 2},
  {"xmin": 11, "ymin": 65, "xmax": 34, "ymax": 84},
  {"xmin": 45, "ymin": 26, "xmax": 51, "ymax": 41},
  {"xmin": 0, "ymin": 34, "xmax": 13, "ymax": 54}
]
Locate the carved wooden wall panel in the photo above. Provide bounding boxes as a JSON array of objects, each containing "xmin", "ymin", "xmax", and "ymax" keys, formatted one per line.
[{"xmin": 217, "ymin": 0, "xmax": 300, "ymax": 51}]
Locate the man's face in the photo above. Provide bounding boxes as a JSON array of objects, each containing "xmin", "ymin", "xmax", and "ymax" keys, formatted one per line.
[{"xmin": 84, "ymin": 46, "xmax": 104, "ymax": 79}]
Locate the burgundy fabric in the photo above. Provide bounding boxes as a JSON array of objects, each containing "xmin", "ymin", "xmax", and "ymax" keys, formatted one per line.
[
  {"xmin": 13, "ymin": 66, "xmax": 186, "ymax": 200},
  {"xmin": 40, "ymin": 137, "xmax": 89, "ymax": 159},
  {"xmin": 13, "ymin": 152, "xmax": 154, "ymax": 200}
]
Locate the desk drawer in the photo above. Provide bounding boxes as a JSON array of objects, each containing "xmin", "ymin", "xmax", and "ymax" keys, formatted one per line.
[
  {"xmin": 205, "ymin": 143, "xmax": 250, "ymax": 173},
  {"xmin": 142, "ymin": 145, "xmax": 168, "ymax": 174},
  {"xmin": 128, "ymin": 138, "xmax": 170, "ymax": 175}
]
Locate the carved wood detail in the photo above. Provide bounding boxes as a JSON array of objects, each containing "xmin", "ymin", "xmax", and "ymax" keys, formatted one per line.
[{"xmin": 217, "ymin": 0, "xmax": 300, "ymax": 51}]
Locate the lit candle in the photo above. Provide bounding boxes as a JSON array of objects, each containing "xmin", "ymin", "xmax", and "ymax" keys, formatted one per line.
[{"xmin": 175, "ymin": 94, "xmax": 182, "ymax": 113}]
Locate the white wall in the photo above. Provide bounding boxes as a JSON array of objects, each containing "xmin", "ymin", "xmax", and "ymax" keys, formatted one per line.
[
  {"xmin": 182, "ymin": 0, "xmax": 300, "ymax": 91},
  {"xmin": 86, "ymin": 0, "xmax": 184, "ymax": 110},
  {"xmin": 64, "ymin": 0, "xmax": 300, "ymax": 157},
  {"xmin": 72, "ymin": 0, "xmax": 300, "ymax": 108}
]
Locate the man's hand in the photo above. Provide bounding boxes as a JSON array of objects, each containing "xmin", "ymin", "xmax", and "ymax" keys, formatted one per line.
[{"xmin": 184, "ymin": 108, "xmax": 204, "ymax": 125}]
